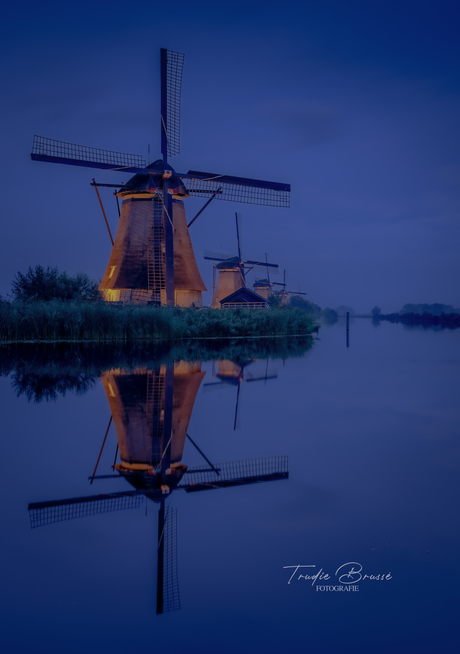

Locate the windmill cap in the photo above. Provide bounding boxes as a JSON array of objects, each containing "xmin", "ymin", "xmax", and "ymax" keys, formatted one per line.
[
  {"xmin": 118, "ymin": 159, "xmax": 189, "ymax": 197},
  {"xmin": 216, "ymin": 256, "xmax": 241, "ymax": 269},
  {"xmin": 253, "ymin": 279, "xmax": 270, "ymax": 287}
]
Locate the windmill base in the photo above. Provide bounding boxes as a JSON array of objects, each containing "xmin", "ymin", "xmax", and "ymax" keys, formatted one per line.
[{"xmin": 100, "ymin": 288, "xmax": 203, "ymax": 307}]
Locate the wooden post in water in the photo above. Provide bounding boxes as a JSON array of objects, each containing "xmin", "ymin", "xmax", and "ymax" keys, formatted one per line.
[{"xmin": 346, "ymin": 311, "xmax": 350, "ymax": 348}]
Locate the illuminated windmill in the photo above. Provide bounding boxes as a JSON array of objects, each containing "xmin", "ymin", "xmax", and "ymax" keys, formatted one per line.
[
  {"xmin": 31, "ymin": 49, "xmax": 290, "ymax": 307},
  {"xmin": 204, "ymin": 213, "xmax": 280, "ymax": 307},
  {"xmin": 28, "ymin": 362, "xmax": 288, "ymax": 614}
]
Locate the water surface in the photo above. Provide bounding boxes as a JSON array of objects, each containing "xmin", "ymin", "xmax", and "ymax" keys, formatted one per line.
[{"xmin": 0, "ymin": 320, "xmax": 459, "ymax": 653}]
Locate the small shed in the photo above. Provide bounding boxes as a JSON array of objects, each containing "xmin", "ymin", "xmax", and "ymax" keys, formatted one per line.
[{"xmin": 220, "ymin": 287, "xmax": 269, "ymax": 309}]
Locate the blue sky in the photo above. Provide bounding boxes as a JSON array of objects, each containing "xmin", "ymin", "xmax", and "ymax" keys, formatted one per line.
[{"xmin": 1, "ymin": 0, "xmax": 459, "ymax": 312}]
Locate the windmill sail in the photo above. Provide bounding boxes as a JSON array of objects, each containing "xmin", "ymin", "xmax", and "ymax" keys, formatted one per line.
[
  {"xmin": 28, "ymin": 490, "xmax": 144, "ymax": 529},
  {"xmin": 31, "ymin": 135, "xmax": 147, "ymax": 172},
  {"xmin": 185, "ymin": 171, "xmax": 290, "ymax": 207},
  {"xmin": 179, "ymin": 456, "xmax": 288, "ymax": 491},
  {"xmin": 203, "ymin": 249, "xmax": 236, "ymax": 262},
  {"xmin": 161, "ymin": 49, "xmax": 185, "ymax": 159},
  {"xmin": 245, "ymin": 259, "xmax": 278, "ymax": 270}
]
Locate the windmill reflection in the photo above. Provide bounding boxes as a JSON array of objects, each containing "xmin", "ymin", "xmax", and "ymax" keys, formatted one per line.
[
  {"xmin": 102, "ymin": 363, "xmax": 203, "ymax": 484},
  {"xmin": 28, "ymin": 360, "xmax": 288, "ymax": 615},
  {"xmin": 204, "ymin": 359, "xmax": 277, "ymax": 429}
]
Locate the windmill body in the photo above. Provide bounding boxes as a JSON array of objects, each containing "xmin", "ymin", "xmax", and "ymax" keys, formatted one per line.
[
  {"xmin": 99, "ymin": 162, "xmax": 206, "ymax": 306},
  {"xmin": 278, "ymin": 290, "xmax": 290, "ymax": 305},
  {"xmin": 252, "ymin": 279, "xmax": 272, "ymax": 301},
  {"xmin": 211, "ymin": 257, "xmax": 246, "ymax": 308},
  {"xmin": 31, "ymin": 49, "xmax": 290, "ymax": 307}
]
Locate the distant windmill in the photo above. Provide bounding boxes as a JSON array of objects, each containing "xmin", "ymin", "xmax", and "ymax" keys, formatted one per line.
[
  {"xmin": 28, "ymin": 363, "xmax": 288, "ymax": 614},
  {"xmin": 252, "ymin": 253, "xmax": 287, "ymax": 300},
  {"xmin": 31, "ymin": 49, "xmax": 290, "ymax": 307},
  {"xmin": 276, "ymin": 270, "xmax": 307, "ymax": 305},
  {"xmin": 204, "ymin": 213, "xmax": 279, "ymax": 307}
]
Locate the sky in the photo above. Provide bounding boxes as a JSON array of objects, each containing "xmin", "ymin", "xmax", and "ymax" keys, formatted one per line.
[{"xmin": 1, "ymin": 0, "xmax": 459, "ymax": 313}]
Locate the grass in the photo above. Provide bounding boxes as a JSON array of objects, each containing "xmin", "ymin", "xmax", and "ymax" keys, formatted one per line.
[{"xmin": 0, "ymin": 300, "xmax": 317, "ymax": 342}]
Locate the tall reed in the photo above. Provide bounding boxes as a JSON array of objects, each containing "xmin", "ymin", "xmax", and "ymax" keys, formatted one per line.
[{"xmin": 0, "ymin": 301, "xmax": 316, "ymax": 342}]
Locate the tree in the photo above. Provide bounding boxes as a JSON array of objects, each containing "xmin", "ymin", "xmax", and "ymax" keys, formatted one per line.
[
  {"xmin": 371, "ymin": 306, "xmax": 381, "ymax": 318},
  {"xmin": 268, "ymin": 293, "xmax": 283, "ymax": 308},
  {"xmin": 11, "ymin": 265, "xmax": 99, "ymax": 302},
  {"xmin": 289, "ymin": 296, "xmax": 322, "ymax": 317}
]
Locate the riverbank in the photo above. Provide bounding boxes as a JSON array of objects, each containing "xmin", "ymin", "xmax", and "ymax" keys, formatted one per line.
[{"xmin": 0, "ymin": 300, "xmax": 317, "ymax": 341}]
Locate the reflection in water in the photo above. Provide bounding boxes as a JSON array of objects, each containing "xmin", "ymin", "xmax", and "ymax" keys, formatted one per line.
[
  {"xmin": 1, "ymin": 337, "xmax": 312, "ymax": 402},
  {"xmin": 22, "ymin": 345, "xmax": 295, "ymax": 614},
  {"xmin": 205, "ymin": 359, "xmax": 277, "ymax": 429},
  {"xmin": 3, "ymin": 323, "xmax": 459, "ymax": 650}
]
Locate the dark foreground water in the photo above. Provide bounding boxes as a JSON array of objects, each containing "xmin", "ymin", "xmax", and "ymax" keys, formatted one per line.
[{"xmin": 0, "ymin": 319, "xmax": 459, "ymax": 653}]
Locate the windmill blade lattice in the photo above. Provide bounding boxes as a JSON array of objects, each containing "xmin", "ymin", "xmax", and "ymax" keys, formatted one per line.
[
  {"xmin": 28, "ymin": 490, "xmax": 144, "ymax": 528},
  {"xmin": 244, "ymin": 263, "xmax": 278, "ymax": 272},
  {"xmin": 203, "ymin": 249, "xmax": 236, "ymax": 262},
  {"xmin": 179, "ymin": 456, "xmax": 288, "ymax": 491},
  {"xmin": 245, "ymin": 259, "xmax": 279, "ymax": 270},
  {"xmin": 31, "ymin": 135, "xmax": 147, "ymax": 172},
  {"xmin": 185, "ymin": 171, "xmax": 290, "ymax": 208},
  {"xmin": 161, "ymin": 49, "xmax": 185, "ymax": 158}
]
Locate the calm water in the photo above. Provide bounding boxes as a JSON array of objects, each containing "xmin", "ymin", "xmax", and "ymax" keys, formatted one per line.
[{"xmin": 1, "ymin": 319, "xmax": 459, "ymax": 653}]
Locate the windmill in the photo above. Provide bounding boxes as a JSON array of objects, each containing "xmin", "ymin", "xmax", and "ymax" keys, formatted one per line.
[
  {"xmin": 252, "ymin": 253, "xmax": 287, "ymax": 301},
  {"xmin": 204, "ymin": 213, "xmax": 280, "ymax": 307},
  {"xmin": 31, "ymin": 49, "xmax": 291, "ymax": 307},
  {"xmin": 275, "ymin": 270, "xmax": 307, "ymax": 305},
  {"xmin": 204, "ymin": 359, "xmax": 277, "ymax": 430},
  {"xmin": 28, "ymin": 362, "xmax": 288, "ymax": 614}
]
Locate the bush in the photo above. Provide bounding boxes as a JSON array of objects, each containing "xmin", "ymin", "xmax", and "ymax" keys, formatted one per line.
[{"xmin": 11, "ymin": 265, "xmax": 99, "ymax": 302}]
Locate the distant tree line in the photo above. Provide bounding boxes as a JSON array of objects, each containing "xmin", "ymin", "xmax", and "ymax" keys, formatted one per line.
[
  {"xmin": 368, "ymin": 302, "xmax": 460, "ymax": 328},
  {"xmin": 399, "ymin": 303, "xmax": 459, "ymax": 316},
  {"xmin": 374, "ymin": 312, "xmax": 460, "ymax": 329},
  {"xmin": 335, "ymin": 305, "xmax": 355, "ymax": 317}
]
